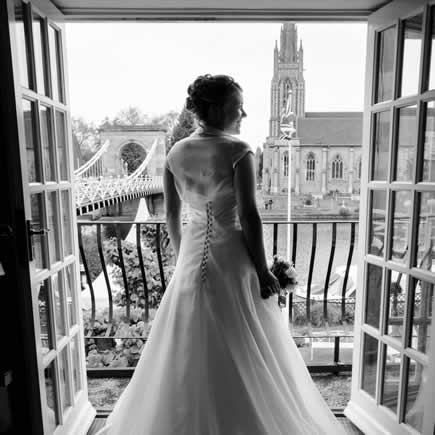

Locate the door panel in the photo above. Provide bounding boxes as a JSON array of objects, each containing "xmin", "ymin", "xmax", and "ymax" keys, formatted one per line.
[
  {"xmin": 7, "ymin": 0, "xmax": 95, "ymax": 433},
  {"xmin": 345, "ymin": 1, "xmax": 435, "ymax": 434}
]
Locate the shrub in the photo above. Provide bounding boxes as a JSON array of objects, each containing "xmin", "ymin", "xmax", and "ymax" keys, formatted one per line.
[
  {"xmin": 339, "ymin": 206, "xmax": 351, "ymax": 217},
  {"xmin": 303, "ymin": 194, "xmax": 314, "ymax": 206},
  {"xmin": 80, "ymin": 226, "xmax": 102, "ymax": 281},
  {"xmin": 104, "ymin": 237, "xmax": 175, "ymax": 310},
  {"xmin": 83, "ymin": 306, "xmax": 155, "ymax": 368},
  {"xmin": 293, "ymin": 300, "xmax": 355, "ymax": 326}
]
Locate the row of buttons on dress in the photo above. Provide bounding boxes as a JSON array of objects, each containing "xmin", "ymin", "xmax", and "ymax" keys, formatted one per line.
[{"xmin": 200, "ymin": 201, "xmax": 213, "ymax": 282}]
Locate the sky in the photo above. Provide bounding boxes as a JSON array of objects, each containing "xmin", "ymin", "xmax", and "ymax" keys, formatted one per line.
[{"xmin": 65, "ymin": 22, "xmax": 367, "ymax": 150}]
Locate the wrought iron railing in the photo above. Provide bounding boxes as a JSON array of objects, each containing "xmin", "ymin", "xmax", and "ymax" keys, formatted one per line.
[{"xmin": 78, "ymin": 219, "xmax": 359, "ymax": 376}]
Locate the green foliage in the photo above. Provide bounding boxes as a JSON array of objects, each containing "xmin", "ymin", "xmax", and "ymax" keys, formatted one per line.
[
  {"xmin": 112, "ymin": 106, "xmax": 146, "ymax": 126},
  {"xmin": 81, "ymin": 226, "xmax": 102, "ymax": 281},
  {"xmin": 120, "ymin": 143, "xmax": 147, "ymax": 174},
  {"xmin": 293, "ymin": 300, "xmax": 355, "ymax": 327},
  {"xmin": 71, "ymin": 117, "xmax": 99, "ymax": 165},
  {"xmin": 339, "ymin": 206, "xmax": 351, "ymax": 217},
  {"xmin": 166, "ymin": 106, "xmax": 196, "ymax": 153},
  {"xmin": 102, "ymin": 224, "xmax": 175, "ymax": 310},
  {"xmin": 303, "ymin": 194, "xmax": 313, "ymax": 206},
  {"xmin": 255, "ymin": 147, "xmax": 263, "ymax": 183},
  {"xmin": 83, "ymin": 306, "xmax": 155, "ymax": 368}
]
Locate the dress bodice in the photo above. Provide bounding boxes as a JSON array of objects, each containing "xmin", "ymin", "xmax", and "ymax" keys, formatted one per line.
[{"xmin": 165, "ymin": 126, "xmax": 253, "ymax": 232}]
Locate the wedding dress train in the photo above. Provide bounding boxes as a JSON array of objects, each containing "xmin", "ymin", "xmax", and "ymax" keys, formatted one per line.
[{"xmin": 102, "ymin": 127, "xmax": 347, "ymax": 435}]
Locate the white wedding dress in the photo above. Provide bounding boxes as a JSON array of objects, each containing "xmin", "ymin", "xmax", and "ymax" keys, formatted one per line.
[{"xmin": 103, "ymin": 126, "xmax": 347, "ymax": 435}]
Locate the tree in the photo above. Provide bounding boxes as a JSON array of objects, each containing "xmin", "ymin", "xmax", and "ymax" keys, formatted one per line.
[
  {"xmin": 120, "ymin": 143, "xmax": 147, "ymax": 174},
  {"xmin": 166, "ymin": 106, "xmax": 196, "ymax": 153},
  {"xmin": 151, "ymin": 110, "xmax": 179, "ymax": 131},
  {"xmin": 255, "ymin": 147, "xmax": 263, "ymax": 184},
  {"xmin": 112, "ymin": 106, "xmax": 147, "ymax": 126},
  {"xmin": 71, "ymin": 117, "xmax": 98, "ymax": 165}
]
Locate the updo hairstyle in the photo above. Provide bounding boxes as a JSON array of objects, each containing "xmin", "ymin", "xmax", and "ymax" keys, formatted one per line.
[{"xmin": 185, "ymin": 74, "xmax": 242, "ymax": 123}]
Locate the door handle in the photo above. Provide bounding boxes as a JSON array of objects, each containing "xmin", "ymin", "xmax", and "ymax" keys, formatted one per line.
[
  {"xmin": 26, "ymin": 220, "xmax": 50, "ymax": 262},
  {"xmin": 29, "ymin": 227, "xmax": 50, "ymax": 236},
  {"xmin": 0, "ymin": 224, "xmax": 13, "ymax": 239}
]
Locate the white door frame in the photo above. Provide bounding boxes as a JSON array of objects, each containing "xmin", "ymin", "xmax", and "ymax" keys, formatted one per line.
[
  {"xmin": 6, "ymin": 0, "xmax": 95, "ymax": 433},
  {"xmin": 345, "ymin": 1, "xmax": 435, "ymax": 434}
]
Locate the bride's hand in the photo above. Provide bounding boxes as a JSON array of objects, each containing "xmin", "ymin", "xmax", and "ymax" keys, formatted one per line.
[{"xmin": 258, "ymin": 269, "xmax": 280, "ymax": 299}]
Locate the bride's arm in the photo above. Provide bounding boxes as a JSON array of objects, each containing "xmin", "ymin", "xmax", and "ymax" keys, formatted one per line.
[
  {"xmin": 163, "ymin": 164, "xmax": 182, "ymax": 260},
  {"xmin": 234, "ymin": 154, "xmax": 280, "ymax": 297}
]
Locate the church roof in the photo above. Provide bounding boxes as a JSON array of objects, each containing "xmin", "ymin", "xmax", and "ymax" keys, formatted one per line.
[{"xmin": 297, "ymin": 112, "xmax": 363, "ymax": 145}]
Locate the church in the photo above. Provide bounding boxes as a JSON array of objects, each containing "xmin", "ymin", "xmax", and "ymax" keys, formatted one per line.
[{"xmin": 262, "ymin": 23, "xmax": 363, "ymax": 199}]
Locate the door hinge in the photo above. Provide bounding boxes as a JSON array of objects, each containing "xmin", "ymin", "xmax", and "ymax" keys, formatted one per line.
[{"xmin": 0, "ymin": 370, "xmax": 12, "ymax": 388}]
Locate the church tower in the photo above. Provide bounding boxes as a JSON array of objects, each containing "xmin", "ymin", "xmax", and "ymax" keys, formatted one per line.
[
  {"xmin": 269, "ymin": 23, "xmax": 305, "ymax": 138},
  {"xmin": 264, "ymin": 22, "xmax": 305, "ymax": 196}
]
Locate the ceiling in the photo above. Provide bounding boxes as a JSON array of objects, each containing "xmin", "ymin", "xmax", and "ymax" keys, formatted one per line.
[{"xmin": 51, "ymin": 0, "xmax": 393, "ymax": 21}]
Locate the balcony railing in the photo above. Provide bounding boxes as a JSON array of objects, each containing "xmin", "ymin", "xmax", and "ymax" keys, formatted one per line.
[{"xmin": 78, "ymin": 219, "xmax": 359, "ymax": 377}]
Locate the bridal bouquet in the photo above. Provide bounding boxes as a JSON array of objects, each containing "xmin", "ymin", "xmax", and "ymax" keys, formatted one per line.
[{"xmin": 270, "ymin": 255, "xmax": 298, "ymax": 308}]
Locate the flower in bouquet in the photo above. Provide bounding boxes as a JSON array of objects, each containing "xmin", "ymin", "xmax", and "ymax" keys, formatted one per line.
[
  {"xmin": 269, "ymin": 255, "xmax": 298, "ymax": 308},
  {"xmin": 270, "ymin": 255, "xmax": 298, "ymax": 290}
]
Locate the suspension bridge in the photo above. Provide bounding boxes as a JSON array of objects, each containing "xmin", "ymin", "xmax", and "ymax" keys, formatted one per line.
[{"xmin": 74, "ymin": 126, "xmax": 166, "ymax": 216}]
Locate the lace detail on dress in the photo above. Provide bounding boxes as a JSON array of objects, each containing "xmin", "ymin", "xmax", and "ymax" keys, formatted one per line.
[{"xmin": 200, "ymin": 201, "xmax": 213, "ymax": 282}]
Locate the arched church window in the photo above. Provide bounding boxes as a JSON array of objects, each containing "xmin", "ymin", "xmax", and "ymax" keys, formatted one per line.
[
  {"xmin": 306, "ymin": 152, "xmax": 315, "ymax": 181},
  {"xmin": 331, "ymin": 154, "xmax": 344, "ymax": 179},
  {"xmin": 283, "ymin": 151, "xmax": 289, "ymax": 176}
]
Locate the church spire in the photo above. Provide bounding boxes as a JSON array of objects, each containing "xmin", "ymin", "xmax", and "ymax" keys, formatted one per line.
[
  {"xmin": 273, "ymin": 40, "xmax": 278, "ymax": 77},
  {"xmin": 280, "ymin": 22, "xmax": 297, "ymax": 63},
  {"xmin": 298, "ymin": 39, "xmax": 304, "ymax": 70}
]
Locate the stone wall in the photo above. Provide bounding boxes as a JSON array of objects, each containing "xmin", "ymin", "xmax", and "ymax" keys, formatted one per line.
[{"xmin": 263, "ymin": 141, "xmax": 362, "ymax": 196}]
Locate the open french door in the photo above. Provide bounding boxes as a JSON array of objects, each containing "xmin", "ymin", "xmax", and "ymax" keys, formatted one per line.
[
  {"xmin": 4, "ymin": 0, "xmax": 94, "ymax": 433},
  {"xmin": 345, "ymin": 1, "xmax": 435, "ymax": 434}
]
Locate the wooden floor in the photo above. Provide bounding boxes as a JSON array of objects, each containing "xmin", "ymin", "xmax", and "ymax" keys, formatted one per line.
[{"xmin": 87, "ymin": 415, "xmax": 364, "ymax": 434}]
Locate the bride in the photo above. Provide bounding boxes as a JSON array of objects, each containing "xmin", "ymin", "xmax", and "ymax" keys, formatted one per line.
[{"xmin": 101, "ymin": 74, "xmax": 347, "ymax": 434}]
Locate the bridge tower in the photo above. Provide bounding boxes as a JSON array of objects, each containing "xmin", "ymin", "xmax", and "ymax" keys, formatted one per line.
[{"xmin": 100, "ymin": 125, "xmax": 167, "ymax": 177}]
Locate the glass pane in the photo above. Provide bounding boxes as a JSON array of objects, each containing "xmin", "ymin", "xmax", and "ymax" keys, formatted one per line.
[
  {"xmin": 47, "ymin": 191, "xmax": 61, "ymax": 263},
  {"xmin": 422, "ymin": 101, "xmax": 435, "ymax": 182},
  {"xmin": 361, "ymin": 333, "xmax": 379, "ymax": 398},
  {"xmin": 395, "ymin": 105, "xmax": 417, "ymax": 182},
  {"xmin": 48, "ymin": 26, "xmax": 62, "ymax": 101},
  {"xmin": 44, "ymin": 361, "xmax": 59, "ymax": 432},
  {"xmin": 390, "ymin": 190, "xmax": 412, "ymax": 263},
  {"xmin": 368, "ymin": 190, "xmax": 387, "ymax": 256},
  {"xmin": 365, "ymin": 263, "xmax": 383, "ymax": 329},
  {"xmin": 56, "ymin": 112, "xmax": 68, "ymax": 180},
  {"xmin": 58, "ymin": 347, "xmax": 71, "ymax": 411},
  {"xmin": 23, "ymin": 99, "xmax": 41, "ymax": 182},
  {"xmin": 70, "ymin": 334, "xmax": 82, "ymax": 395},
  {"xmin": 401, "ymin": 15, "xmax": 423, "ymax": 97},
  {"xmin": 376, "ymin": 27, "xmax": 396, "ymax": 103},
  {"xmin": 32, "ymin": 13, "xmax": 47, "ymax": 96},
  {"xmin": 15, "ymin": 5, "xmax": 29, "ymax": 88},
  {"xmin": 372, "ymin": 111, "xmax": 390, "ymax": 181},
  {"xmin": 40, "ymin": 105, "xmax": 56, "ymax": 182},
  {"xmin": 409, "ymin": 279, "xmax": 433, "ymax": 354},
  {"xmin": 37, "ymin": 279, "xmax": 52, "ymax": 356},
  {"xmin": 65, "ymin": 264, "xmax": 77, "ymax": 327},
  {"xmin": 416, "ymin": 192, "xmax": 435, "ymax": 271},
  {"xmin": 30, "ymin": 193, "xmax": 47, "ymax": 270},
  {"xmin": 404, "ymin": 358, "xmax": 427, "ymax": 432},
  {"xmin": 52, "ymin": 272, "xmax": 65, "ymax": 340},
  {"xmin": 385, "ymin": 270, "xmax": 408, "ymax": 341},
  {"xmin": 381, "ymin": 344, "xmax": 401, "ymax": 413},
  {"xmin": 61, "ymin": 191, "xmax": 73, "ymax": 256},
  {"xmin": 429, "ymin": 7, "xmax": 435, "ymax": 90}
]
